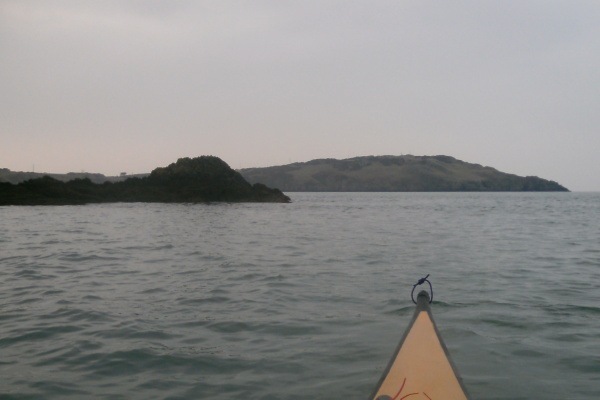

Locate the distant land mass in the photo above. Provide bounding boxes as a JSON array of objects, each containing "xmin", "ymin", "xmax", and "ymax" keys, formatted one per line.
[
  {"xmin": 0, "ymin": 169, "xmax": 146, "ymax": 185},
  {"xmin": 0, "ymin": 156, "xmax": 290, "ymax": 205},
  {"xmin": 238, "ymin": 155, "xmax": 569, "ymax": 192}
]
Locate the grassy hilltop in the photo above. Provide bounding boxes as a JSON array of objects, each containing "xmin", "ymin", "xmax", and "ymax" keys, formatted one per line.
[{"xmin": 239, "ymin": 155, "xmax": 569, "ymax": 192}]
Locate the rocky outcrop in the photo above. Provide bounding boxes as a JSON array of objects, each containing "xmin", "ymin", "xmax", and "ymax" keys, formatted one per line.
[{"xmin": 0, "ymin": 156, "xmax": 290, "ymax": 205}]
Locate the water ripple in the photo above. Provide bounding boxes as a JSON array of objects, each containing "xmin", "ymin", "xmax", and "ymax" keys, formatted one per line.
[{"xmin": 0, "ymin": 194, "xmax": 599, "ymax": 399}]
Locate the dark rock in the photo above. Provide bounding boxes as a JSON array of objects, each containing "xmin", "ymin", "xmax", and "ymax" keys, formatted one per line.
[{"xmin": 0, "ymin": 156, "xmax": 290, "ymax": 205}]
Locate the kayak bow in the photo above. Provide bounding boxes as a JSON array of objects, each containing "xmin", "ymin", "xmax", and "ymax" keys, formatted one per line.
[{"xmin": 368, "ymin": 290, "xmax": 471, "ymax": 400}]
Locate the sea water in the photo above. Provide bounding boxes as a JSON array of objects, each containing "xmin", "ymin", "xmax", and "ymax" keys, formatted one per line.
[{"xmin": 1, "ymin": 193, "xmax": 599, "ymax": 400}]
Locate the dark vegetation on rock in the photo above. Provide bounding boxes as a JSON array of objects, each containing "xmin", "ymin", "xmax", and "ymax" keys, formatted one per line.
[
  {"xmin": 239, "ymin": 155, "xmax": 569, "ymax": 192},
  {"xmin": 0, "ymin": 157, "xmax": 290, "ymax": 205}
]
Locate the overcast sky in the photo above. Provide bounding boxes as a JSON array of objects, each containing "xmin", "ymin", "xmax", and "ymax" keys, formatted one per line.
[{"xmin": 2, "ymin": 1, "xmax": 599, "ymax": 190}]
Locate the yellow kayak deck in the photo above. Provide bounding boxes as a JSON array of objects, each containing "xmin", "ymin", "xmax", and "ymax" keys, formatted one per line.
[{"xmin": 368, "ymin": 290, "xmax": 471, "ymax": 400}]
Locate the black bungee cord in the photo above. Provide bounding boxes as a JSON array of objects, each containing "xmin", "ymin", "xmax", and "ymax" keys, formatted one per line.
[{"xmin": 411, "ymin": 274, "xmax": 433, "ymax": 304}]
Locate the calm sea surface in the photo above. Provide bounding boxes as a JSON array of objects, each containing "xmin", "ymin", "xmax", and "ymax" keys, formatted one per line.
[{"xmin": 1, "ymin": 193, "xmax": 599, "ymax": 400}]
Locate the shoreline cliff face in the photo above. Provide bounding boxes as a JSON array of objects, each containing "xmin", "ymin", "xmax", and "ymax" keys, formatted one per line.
[
  {"xmin": 239, "ymin": 155, "xmax": 569, "ymax": 192},
  {"xmin": 0, "ymin": 157, "xmax": 290, "ymax": 205}
]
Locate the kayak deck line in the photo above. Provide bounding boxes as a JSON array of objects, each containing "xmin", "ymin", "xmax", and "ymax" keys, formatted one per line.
[{"xmin": 368, "ymin": 289, "xmax": 472, "ymax": 400}]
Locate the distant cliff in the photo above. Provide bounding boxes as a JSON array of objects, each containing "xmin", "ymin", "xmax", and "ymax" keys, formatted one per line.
[
  {"xmin": 0, "ymin": 156, "xmax": 290, "ymax": 205},
  {"xmin": 239, "ymin": 155, "xmax": 569, "ymax": 192}
]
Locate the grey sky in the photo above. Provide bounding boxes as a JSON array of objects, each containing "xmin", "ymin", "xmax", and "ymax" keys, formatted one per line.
[{"xmin": 2, "ymin": 1, "xmax": 599, "ymax": 190}]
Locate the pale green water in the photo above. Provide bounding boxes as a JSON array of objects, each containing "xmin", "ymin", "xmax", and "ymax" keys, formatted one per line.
[{"xmin": 1, "ymin": 193, "xmax": 599, "ymax": 399}]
